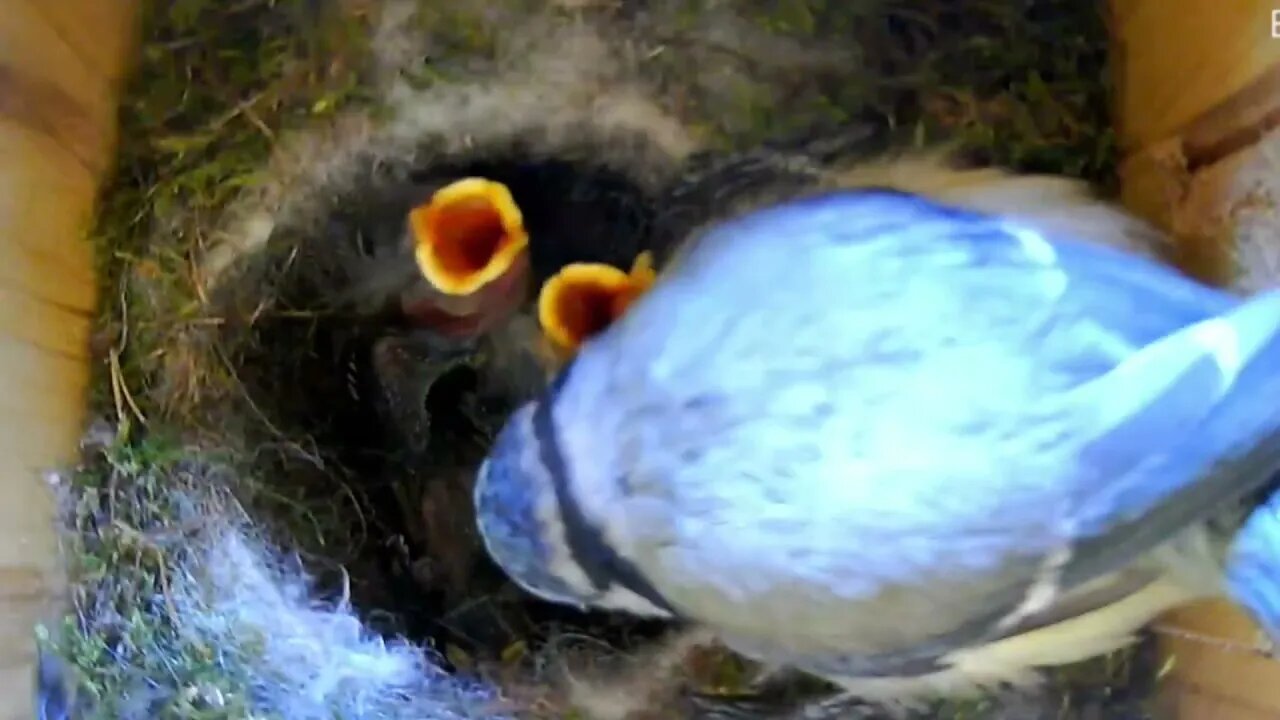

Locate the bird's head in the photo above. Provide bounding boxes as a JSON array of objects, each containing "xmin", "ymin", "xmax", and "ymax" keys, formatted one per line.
[
  {"xmin": 473, "ymin": 400, "xmax": 600, "ymax": 610},
  {"xmin": 536, "ymin": 251, "xmax": 657, "ymax": 359},
  {"xmin": 401, "ymin": 177, "xmax": 532, "ymax": 335},
  {"xmin": 473, "ymin": 370, "xmax": 677, "ymax": 619}
]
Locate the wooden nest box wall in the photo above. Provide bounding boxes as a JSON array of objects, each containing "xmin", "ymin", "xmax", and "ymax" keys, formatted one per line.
[
  {"xmin": 2, "ymin": 1, "xmax": 1280, "ymax": 718},
  {"xmin": 1113, "ymin": 0, "xmax": 1280, "ymax": 717},
  {"xmin": 0, "ymin": 0, "xmax": 136, "ymax": 718}
]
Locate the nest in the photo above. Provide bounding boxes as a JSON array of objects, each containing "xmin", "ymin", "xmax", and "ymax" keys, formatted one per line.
[{"xmin": 45, "ymin": 1, "xmax": 1166, "ymax": 718}]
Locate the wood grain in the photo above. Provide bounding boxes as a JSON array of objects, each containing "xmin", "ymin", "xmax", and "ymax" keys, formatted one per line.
[
  {"xmin": 0, "ymin": 1, "xmax": 137, "ymax": 718},
  {"xmin": 1111, "ymin": 1, "xmax": 1280, "ymax": 718}
]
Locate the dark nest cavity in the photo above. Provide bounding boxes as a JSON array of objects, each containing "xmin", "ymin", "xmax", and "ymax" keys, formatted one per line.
[{"xmin": 210, "ymin": 148, "xmax": 677, "ymax": 680}]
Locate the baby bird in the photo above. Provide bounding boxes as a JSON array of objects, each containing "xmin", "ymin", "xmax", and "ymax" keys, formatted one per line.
[
  {"xmin": 538, "ymin": 251, "xmax": 659, "ymax": 360},
  {"xmin": 401, "ymin": 177, "xmax": 532, "ymax": 337},
  {"xmin": 337, "ymin": 175, "xmax": 533, "ymax": 339},
  {"xmin": 470, "ymin": 172, "xmax": 1280, "ymax": 711},
  {"xmin": 332, "ymin": 158, "xmax": 667, "ymax": 445}
]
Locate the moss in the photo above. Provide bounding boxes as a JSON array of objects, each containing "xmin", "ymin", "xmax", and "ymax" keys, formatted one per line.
[
  {"xmin": 89, "ymin": 0, "xmax": 376, "ymax": 415},
  {"xmin": 700, "ymin": 0, "xmax": 1117, "ymax": 184},
  {"xmin": 53, "ymin": 431, "xmax": 252, "ymax": 719}
]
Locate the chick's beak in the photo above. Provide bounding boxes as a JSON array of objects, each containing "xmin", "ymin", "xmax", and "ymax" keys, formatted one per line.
[
  {"xmin": 402, "ymin": 177, "xmax": 531, "ymax": 336},
  {"xmin": 537, "ymin": 251, "xmax": 656, "ymax": 357},
  {"xmin": 410, "ymin": 177, "xmax": 530, "ymax": 297}
]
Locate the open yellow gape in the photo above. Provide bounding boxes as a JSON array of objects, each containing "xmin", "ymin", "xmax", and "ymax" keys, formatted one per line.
[
  {"xmin": 410, "ymin": 177, "xmax": 530, "ymax": 298},
  {"xmin": 537, "ymin": 251, "xmax": 656, "ymax": 358},
  {"xmin": 7, "ymin": 1, "xmax": 1280, "ymax": 718}
]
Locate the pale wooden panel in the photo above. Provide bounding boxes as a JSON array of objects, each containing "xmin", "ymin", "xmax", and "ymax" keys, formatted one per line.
[
  {"xmin": 0, "ymin": 350, "xmax": 87, "ymax": 681},
  {"xmin": 1161, "ymin": 688, "xmax": 1279, "ymax": 720},
  {"xmin": 0, "ymin": 284, "xmax": 92, "ymax": 360},
  {"xmin": 0, "ymin": 339, "xmax": 91, "ymax": 428},
  {"xmin": 0, "ymin": 655, "xmax": 41, "ymax": 720},
  {"xmin": 1158, "ymin": 600, "xmax": 1280, "ymax": 717},
  {"xmin": 0, "ymin": 355, "xmax": 88, "ymax": 720},
  {"xmin": 1111, "ymin": 3, "xmax": 1280, "ymax": 718},
  {"xmin": 0, "ymin": 1, "xmax": 128, "ymax": 177},
  {"xmin": 1111, "ymin": 0, "xmax": 1280, "ymax": 150},
  {"xmin": 27, "ymin": 2, "xmax": 138, "ymax": 90},
  {"xmin": 0, "ymin": 564, "xmax": 66, "ymax": 720},
  {"xmin": 0, "ymin": 118, "xmax": 100, "ymax": 297},
  {"xmin": 0, "ymin": 0, "xmax": 138, "ymax": 716},
  {"xmin": 0, "ymin": 417, "xmax": 85, "ymax": 575}
]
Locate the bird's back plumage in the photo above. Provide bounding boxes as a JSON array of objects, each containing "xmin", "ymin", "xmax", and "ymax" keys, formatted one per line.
[{"xmin": 551, "ymin": 189, "xmax": 1280, "ymax": 682}]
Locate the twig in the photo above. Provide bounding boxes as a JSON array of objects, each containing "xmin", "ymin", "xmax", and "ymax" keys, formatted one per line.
[
  {"xmin": 210, "ymin": 343, "xmax": 325, "ymax": 469},
  {"xmin": 109, "ymin": 281, "xmax": 149, "ymax": 430},
  {"xmin": 1150, "ymin": 623, "xmax": 1274, "ymax": 658}
]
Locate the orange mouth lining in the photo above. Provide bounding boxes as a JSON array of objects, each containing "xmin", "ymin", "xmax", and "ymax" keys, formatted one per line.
[
  {"xmin": 410, "ymin": 178, "xmax": 529, "ymax": 296},
  {"xmin": 538, "ymin": 252, "xmax": 656, "ymax": 354}
]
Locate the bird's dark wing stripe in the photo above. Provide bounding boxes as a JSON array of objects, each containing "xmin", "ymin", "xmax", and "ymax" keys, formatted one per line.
[{"xmin": 533, "ymin": 359, "xmax": 681, "ymax": 616}]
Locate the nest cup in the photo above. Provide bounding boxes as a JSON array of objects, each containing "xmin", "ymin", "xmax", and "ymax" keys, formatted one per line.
[
  {"xmin": 189, "ymin": 41, "xmax": 696, "ymax": 669},
  {"xmin": 12, "ymin": 0, "xmax": 1262, "ymax": 718}
]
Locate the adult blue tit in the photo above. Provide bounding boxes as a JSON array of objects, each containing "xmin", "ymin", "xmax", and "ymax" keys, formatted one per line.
[{"xmin": 472, "ymin": 185, "xmax": 1280, "ymax": 705}]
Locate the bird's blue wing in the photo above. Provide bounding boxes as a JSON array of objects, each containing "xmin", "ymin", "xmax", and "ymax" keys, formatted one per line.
[
  {"xmin": 1052, "ymin": 285, "xmax": 1280, "ymax": 588},
  {"xmin": 583, "ymin": 189, "xmax": 1280, "ymax": 665}
]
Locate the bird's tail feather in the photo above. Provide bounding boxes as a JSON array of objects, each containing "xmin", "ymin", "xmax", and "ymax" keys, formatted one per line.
[
  {"xmin": 1227, "ymin": 484, "xmax": 1280, "ymax": 643},
  {"xmin": 1063, "ymin": 289, "xmax": 1280, "ymax": 588}
]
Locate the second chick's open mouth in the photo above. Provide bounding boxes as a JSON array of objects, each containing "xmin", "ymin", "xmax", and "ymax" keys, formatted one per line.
[{"xmin": 538, "ymin": 251, "xmax": 656, "ymax": 356}]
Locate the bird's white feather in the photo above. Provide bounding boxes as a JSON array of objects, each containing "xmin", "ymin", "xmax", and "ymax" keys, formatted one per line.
[{"xmin": 824, "ymin": 574, "xmax": 1196, "ymax": 705}]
